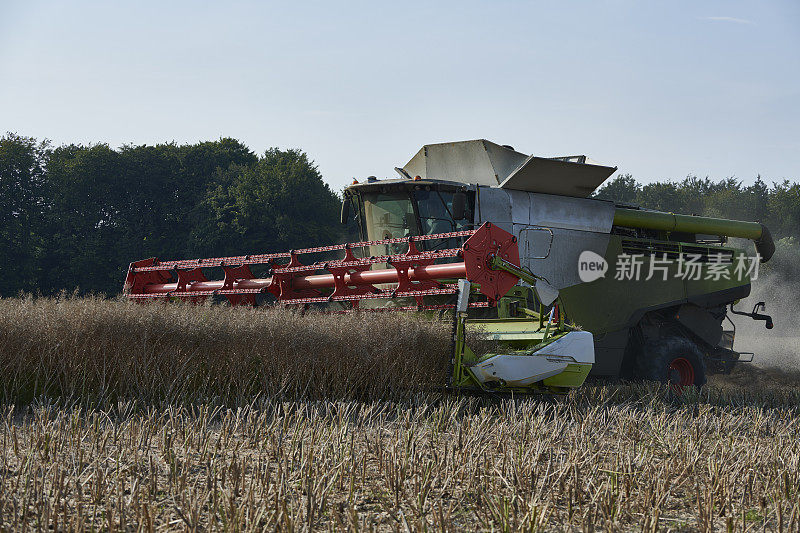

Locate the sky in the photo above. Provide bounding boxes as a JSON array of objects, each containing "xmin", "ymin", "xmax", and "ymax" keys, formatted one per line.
[{"xmin": 1, "ymin": 0, "xmax": 798, "ymax": 191}]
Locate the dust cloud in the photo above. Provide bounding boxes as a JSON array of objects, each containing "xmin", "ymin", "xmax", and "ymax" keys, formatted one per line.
[{"xmin": 732, "ymin": 268, "xmax": 800, "ymax": 371}]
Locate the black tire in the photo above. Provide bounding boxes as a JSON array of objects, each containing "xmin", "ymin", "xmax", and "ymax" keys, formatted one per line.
[{"xmin": 635, "ymin": 336, "xmax": 706, "ymax": 387}]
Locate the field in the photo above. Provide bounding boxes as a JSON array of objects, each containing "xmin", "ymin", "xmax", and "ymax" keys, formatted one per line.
[{"xmin": 1, "ymin": 297, "xmax": 799, "ymax": 531}]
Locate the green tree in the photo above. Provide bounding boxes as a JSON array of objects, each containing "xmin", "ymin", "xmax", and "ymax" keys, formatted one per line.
[
  {"xmin": 38, "ymin": 144, "xmax": 125, "ymax": 294},
  {"xmin": 178, "ymin": 139, "xmax": 258, "ymax": 256},
  {"xmin": 593, "ymin": 174, "xmax": 640, "ymax": 204},
  {"xmin": 637, "ymin": 181, "xmax": 683, "ymax": 213},
  {"xmin": 767, "ymin": 181, "xmax": 800, "ymax": 237},
  {"xmin": 0, "ymin": 134, "xmax": 49, "ymax": 295},
  {"xmin": 200, "ymin": 148, "xmax": 340, "ymax": 256},
  {"xmin": 31, "ymin": 139, "xmax": 259, "ymax": 295}
]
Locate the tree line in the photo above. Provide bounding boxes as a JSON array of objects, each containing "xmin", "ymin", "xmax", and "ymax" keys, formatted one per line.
[
  {"xmin": 1, "ymin": 132, "xmax": 798, "ymax": 297},
  {"xmin": 594, "ymin": 174, "xmax": 800, "ymax": 239},
  {"xmin": 0, "ymin": 133, "xmax": 341, "ymax": 296},
  {"xmin": 593, "ymin": 174, "xmax": 800, "ymax": 269}
]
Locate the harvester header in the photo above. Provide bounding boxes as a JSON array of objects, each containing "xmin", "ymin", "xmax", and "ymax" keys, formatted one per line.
[
  {"xmin": 125, "ymin": 222, "xmax": 521, "ymax": 309},
  {"xmin": 125, "ymin": 221, "xmax": 594, "ymax": 393}
]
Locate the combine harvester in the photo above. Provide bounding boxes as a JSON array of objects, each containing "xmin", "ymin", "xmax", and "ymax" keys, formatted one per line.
[{"xmin": 125, "ymin": 140, "xmax": 775, "ymax": 393}]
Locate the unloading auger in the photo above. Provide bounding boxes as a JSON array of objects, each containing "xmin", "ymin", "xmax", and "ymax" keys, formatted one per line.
[{"xmin": 124, "ymin": 222, "xmax": 594, "ymax": 393}]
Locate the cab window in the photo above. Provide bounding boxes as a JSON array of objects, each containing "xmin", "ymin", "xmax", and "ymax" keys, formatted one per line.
[{"xmin": 361, "ymin": 192, "xmax": 417, "ymax": 255}]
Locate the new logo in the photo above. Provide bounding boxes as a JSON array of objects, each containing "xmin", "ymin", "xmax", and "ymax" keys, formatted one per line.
[{"xmin": 578, "ymin": 250, "xmax": 608, "ymax": 283}]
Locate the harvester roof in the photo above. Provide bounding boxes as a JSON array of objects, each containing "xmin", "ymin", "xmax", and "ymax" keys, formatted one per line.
[{"xmin": 401, "ymin": 139, "xmax": 617, "ymax": 198}]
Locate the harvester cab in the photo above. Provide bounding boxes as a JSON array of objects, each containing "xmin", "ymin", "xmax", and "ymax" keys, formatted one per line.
[{"xmin": 124, "ymin": 139, "xmax": 776, "ymax": 393}]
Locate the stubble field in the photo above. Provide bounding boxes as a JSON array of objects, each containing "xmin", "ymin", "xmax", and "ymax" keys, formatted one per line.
[{"xmin": 0, "ymin": 296, "xmax": 798, "ymax": 531}]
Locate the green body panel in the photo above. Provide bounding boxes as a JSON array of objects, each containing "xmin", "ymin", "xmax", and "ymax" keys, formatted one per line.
[
  {"xmin": 559, "ymin": 235, "xmax": 751, "ymax": 335},
  {"xmin": 543, "ymin": 363, "xmax": 592, "ymax": 387}
]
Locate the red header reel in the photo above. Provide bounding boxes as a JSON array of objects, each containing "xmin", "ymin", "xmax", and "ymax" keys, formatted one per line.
[{"xmin": 125, "ymin": 222, "xmax": 521, "ymax": 309}]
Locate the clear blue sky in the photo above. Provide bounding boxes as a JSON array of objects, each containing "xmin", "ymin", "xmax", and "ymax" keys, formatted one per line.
[{"xmin": 1, "ymin": 1, "xmax": 798, "ymax": 191}]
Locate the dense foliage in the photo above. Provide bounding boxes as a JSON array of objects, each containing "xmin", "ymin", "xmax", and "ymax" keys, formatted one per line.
[
  {"xmin": 1, "ymin": 132, "xmax": 798, "ymax": 297},
  {"xmin": 0, "ymin": 133, "xmax": 341, "ymax": 296},
  {"xmin": 594, "ymin": 174, "xmax": 800, "ymax": 278},
  {"xmin": 594, "ymin": 173, "xmax": 800, "ymax": 240}
]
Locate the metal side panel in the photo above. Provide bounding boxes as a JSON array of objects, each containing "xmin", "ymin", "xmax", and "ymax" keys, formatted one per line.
[
  {"xmin": 520, "ymin": 193, "xmax": 614, "ymax": 290},
  {"xmin": 530, "ymin": 194, "xmax": 615, "ymax": 233},
  {"xmin": 519, "ymin": 227, "xmax": 611, "ymax": 289},
  {"xmin": 508, "ymin": 189, "xmax": 532, "ymax": 224},
  {"xmin": 477, "ymin": 188, "xmax": 614, "ymax": 290},
  {"xmin": 476, "ymin": 187, "xmax": 513, "ymax": 234}
]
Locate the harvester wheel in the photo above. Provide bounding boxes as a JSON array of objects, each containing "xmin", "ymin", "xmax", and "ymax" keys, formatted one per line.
[{"xmin": 636, "ymin": 336, "xmax": 706, "ymax": 389}]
